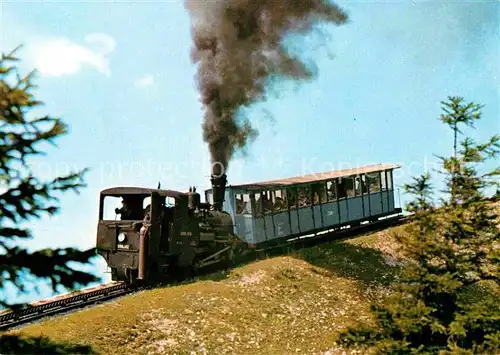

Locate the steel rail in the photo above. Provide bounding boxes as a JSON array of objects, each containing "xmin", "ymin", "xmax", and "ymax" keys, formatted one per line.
[{"xmin": 0, "ymin": 282, "xmax": 140, "ymax": 331}]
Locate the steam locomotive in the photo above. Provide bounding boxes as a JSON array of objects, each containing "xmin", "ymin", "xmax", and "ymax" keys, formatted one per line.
[
  {"xmin": 96, "ymin": 174, "xmax": 244, "ymax": 284},
  {"xmin": 96, "ymin": 164, "xmax": 403, "ymax": 284}
]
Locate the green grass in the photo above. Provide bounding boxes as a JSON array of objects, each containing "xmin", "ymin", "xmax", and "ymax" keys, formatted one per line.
[{"xmin": 3, "ymin": 227, "xmax": 407, "ymax": 355}]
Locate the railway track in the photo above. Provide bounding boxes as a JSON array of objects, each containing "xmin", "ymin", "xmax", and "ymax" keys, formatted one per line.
[
  {"xmin": 0, "ymin": 282, "xmax": 141, "ymax": 331},
  {"xmin": 0, "ymin": 213, "xmax": 410, "ymax": 332}
]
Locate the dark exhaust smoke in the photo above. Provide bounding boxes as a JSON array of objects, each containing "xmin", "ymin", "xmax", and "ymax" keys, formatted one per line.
[{"xmin": 184, "ymin": 0, "xmax": 348, "ymax": 176}]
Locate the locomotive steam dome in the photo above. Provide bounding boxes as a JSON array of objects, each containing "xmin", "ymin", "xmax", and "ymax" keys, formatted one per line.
[{"xmin": 188, "ymin": 186, "xmax": 201, "ymax": 209}]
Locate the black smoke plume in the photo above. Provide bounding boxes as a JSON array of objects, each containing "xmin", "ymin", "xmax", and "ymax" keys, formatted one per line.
[{"xmin": 184, "ymin": 0, "xmax": 348, "ymax": 177}]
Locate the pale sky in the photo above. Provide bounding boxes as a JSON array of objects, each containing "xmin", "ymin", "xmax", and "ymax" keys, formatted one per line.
[{"xmin": 1, "ymin": 0, "xmax": 499, "ymax": 304}]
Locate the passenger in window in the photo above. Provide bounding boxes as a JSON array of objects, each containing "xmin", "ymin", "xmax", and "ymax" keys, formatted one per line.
[
  {"xmin": 337, "ymin": 179, "xmax": 347, "ymax": 199},
  {"xmin": 262, "ymin": 193, "xmax": 272, "ymax": 213},
  {"xmin": 277, "ymin": 191, "xmax": 288, "ymax": 211},
  {"xmin": 298, "ymin": 188, "xmax": 310, "ymax": 207},
  {"xmin": 274, "ymin": 195, "xmax": 283, "ymax": 211},
  {"xmin": 326, "ymin": 182, "xmax": 336, "ymax": 201},
  {"xmin": 355, "ymin": 177, "xmax": 361, "ymax": 195},
  {"xmin": 313, "ymin": 191, "xmax": 320, "ymax": 204},
  {"xmin": 242, "ymin": 200, "xmax": 251, "ymax": 214},
  {"xmin": 368, "ymin": 173, "xmax": 381, "ymax": 193},
  {"xmin": 361, "ymin": 175, "xmax": 368, "ymax": 194},
  {"xmin": 236, "ymin": 196, "xmax": 244, "ymax": 214},
  {"xmin": 254, "ymin": 194, "xmax": 262, "ymax": 216}
]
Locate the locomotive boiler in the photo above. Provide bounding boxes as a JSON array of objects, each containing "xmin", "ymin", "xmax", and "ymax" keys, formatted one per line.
[{"xmin": 95, "ymin": 174, "xmax": 243, "ymax": 284}]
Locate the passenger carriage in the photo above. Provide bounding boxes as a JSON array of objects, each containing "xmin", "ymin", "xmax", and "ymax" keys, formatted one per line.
[{"xmin": 205, "ymin": 163, "xmax": 402, "ymax": 248}]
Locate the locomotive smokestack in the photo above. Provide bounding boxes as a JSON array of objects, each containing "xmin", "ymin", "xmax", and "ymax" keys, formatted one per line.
[
  {"xmin": 210, "ymin": 173, "xmax": 227, "ymax": 212},
  {"xmin": 210, "ymin": 162, "xmax": 227, "ymax": 211}
]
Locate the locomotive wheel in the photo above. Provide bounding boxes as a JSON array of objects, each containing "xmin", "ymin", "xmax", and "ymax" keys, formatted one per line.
[{"xmin": 171, "ymin": 265, "xmax": 194, "ymax": 282}]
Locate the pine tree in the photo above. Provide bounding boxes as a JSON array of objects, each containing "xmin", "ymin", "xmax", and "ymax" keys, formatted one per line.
[
  {"xmin": 0, "ymin": 47, "xmax": 100, "ymax": 312},
  {"xmin": 335, "ymin": 97, "xmax": 500, "ymax": 354},
  {"xmin": 439, "ymin": 96, "xmax": 482, "ymax": 204}
]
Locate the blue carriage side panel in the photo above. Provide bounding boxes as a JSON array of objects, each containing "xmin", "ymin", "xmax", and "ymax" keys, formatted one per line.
[
  {"xmin": 222, "ymin": 189, "xmax": 234, "ymax": 215},
  {"xmin": 289, "ymin": 207, "xmax": 300, "ymax": 235},
  {"xmin": 347, "ymin": 196, "xmax": 364, "ymax": 221},
  {"xmin": 338, "ymin": 198, "xmax": 348, "ymax": 223},
  {"xmin": 388, "ymin": 189, "xmax": 395, "ymax": 211},
  {"xmin": 298, "ymin": 207, "xmax": 314, "ymax": 234},
  {"xmin": 273, "ymin": 211, "xmax": 291, "ymax": 238},
  {"xmin": 322, "ymin": 202, "xmax": 339, "ymax": 227},
  {"xmin": 380, "ymin": 190, "xmax": 388, "ymax": 213},
  {"xmin": 234, "ymin": 215, "xmax": 256, "ymax": 244},
  {"xmin": 313, "ymin": 204, "xmax": 323, "ymax": 230},
  {"xmin": 369, "ymin": 193, "xmax": 383, "ymax": 216},
  {"xmin": 363, "ymin": 195, "xmax": 370, "ymax": 218},
  {"xmin": 264, "ymin": 214, "xmax": 275, "ymax": 240},
  {"xmin": 254, "ymin": 217, "xmax": 266, "ymax": 244}
]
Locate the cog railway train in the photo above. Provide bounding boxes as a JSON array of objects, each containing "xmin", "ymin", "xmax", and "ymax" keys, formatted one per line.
[{"xmin": 96, "ymin": 163, "xmax": 403, "ymax": 284}]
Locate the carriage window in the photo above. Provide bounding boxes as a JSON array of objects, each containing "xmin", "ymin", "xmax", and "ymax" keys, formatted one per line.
[
  {"xmin": 354, "ymin": 175, "xmax": 362, "ymax": 196},
  {"xmin": 273, "ymin": 189, "xmax": 288, "ymax": 212},
  {"xmin": 262, "ymin": 190, "xmax": 273, "ymax": 214},
  {"xmin": 254, "ymin": 193, "xmax": 263, "ymax": 216},
  {"xmin": 235, "ymin": 193, "xmax": 252, "ymax": 215},
  {"xmin": 311, "ymin": 183, "xmax": 326, "ymax": 205},
  {"xmin": 235, "ymin": 194, "xmax": 243, "ymax": 214},
  {"xmin": 298, "ymin": 185, "xmax": 311, "ymax": 207},
  {"xmin": 287, "ymin": 187, "xmax": 298, "ymax": 209},
  {"xmin": 381, "ymin": 171, "xmax": 387, "ymax": 190},
  {"xmin": 387, "ymin": 170, "xmax": 393, "ymax": 189},
  {"xmin": 344, "ymin": 176, "xmax": 355, "ymax": 197},
  {"xmin": 361, "ymin": 175, "xmax": 368, "ymax": 194},
  {"xmin": 326, "ymin": 180, "xmax": 337, "ymax": 201},
  {"xmin": 337, "ymin": 178, "xmax": 347, "ymax": 199},
  {"xmin": 367, "ymin": 172, "xmax": 381, "ymax": 193}
]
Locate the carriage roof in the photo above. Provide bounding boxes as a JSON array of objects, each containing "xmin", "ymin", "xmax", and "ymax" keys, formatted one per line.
[{"xmin": 216, "ymin": 163, "xmax": 401, "ymax": 192}]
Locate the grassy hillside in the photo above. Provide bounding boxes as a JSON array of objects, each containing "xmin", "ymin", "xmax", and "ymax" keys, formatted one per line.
[{"xmin": 4, "ymin": 226, "xmax": 409, "ymax": 354}]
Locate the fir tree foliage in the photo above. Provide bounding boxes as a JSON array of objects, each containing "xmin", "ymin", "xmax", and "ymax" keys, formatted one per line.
[
  {"xmin": 439, "ymin": 96, "xmax": 482, "ymax": 159},
  {"xmin": 336, "ymin": 97, "xmax": 500, "ymax": 354},
  {"xmin": 0, "ymin": 47, "xmax": 99, "ymax": 311}
]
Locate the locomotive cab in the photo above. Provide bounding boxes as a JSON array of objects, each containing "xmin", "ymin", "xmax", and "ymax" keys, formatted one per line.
[{"xmin": 96, "ymin": 187, "xmax": 188, "ymax": 283}]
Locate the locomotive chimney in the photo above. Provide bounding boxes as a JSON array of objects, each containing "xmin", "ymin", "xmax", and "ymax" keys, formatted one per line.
[{"xmin": 210, "ymin": 173, "xmax": 227, "ymax": 212}]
